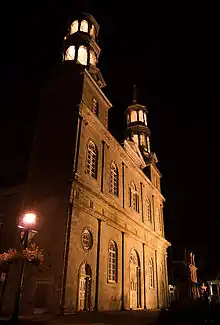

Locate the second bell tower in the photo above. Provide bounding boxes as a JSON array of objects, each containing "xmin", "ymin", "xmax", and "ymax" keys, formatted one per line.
[{"xmin": 126, "ymin": 85, "xmax": 151, "ymax": 157}]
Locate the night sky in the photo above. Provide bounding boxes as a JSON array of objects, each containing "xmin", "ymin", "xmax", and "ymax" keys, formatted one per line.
[{"xmin": 0, "ymin": 1, "xmax": 219, "ymax": 278}]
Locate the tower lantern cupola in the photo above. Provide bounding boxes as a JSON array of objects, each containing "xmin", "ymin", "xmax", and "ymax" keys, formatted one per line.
[
  {"xmin": 62, "ymin": 12, "xmax": 105, "ymax": 88},
  {"xmin": 126, "ymin": 85, "xmax": 151, "ymax": 157}
]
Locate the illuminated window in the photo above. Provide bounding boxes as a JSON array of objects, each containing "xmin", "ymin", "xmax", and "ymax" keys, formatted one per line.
[
  {"xmin": 108, "ymin": 241, "xmax": 117, "ymax": 282},
  {"xmin": 70, "ymin": 20, "xmax": 79, "ymax": 34},
  {"xmin": 130, "ymin": 110, "xmax": 137, "ymax": 122},
  {"xmin": 149, "ymin": 258, "xmax": 154, "ymax": 288},
  {"xmin": 86, "ymin": 141, "xmax": 98, "ymax": 179},
  {"xmin": 129, "ymin": 182, "xmax": 139, "ymax": 212},
  {"xmin": 127, "ymin": 114, "xmax": 130, "ymax": 124},
  {"xmin": 90, "ymin": 51, "xmax": 96, "ymax": 65},
  {"xmin": 147, "ymin": 137, "xmax": 151, "ymax": 152},
  {"xmin": 110, "ymin": 163, "xmax": 119, "ymax": 196},
  {"xmin": 81, "ymin": 228, "xmax": 93, "ymax": 250},
  {"xmin": 140, "ymin": 134, "xmax": 146, "ymax": 146},
  {"xmin": 132, "ymin": 134, "xmax": 138, "ymax": 145},
  {"xmin": 80, "ymin": 20, "xmax": 89, "ymax": 33},
  {"xmin": 65, "ymin": 46, "xmax": 75, "ymax": 61},
  {"xmin": 144, "ymin": 113, "xmax": 147, "ymax": 125},
  {"xmin": 146, "ymin": 198, "xmax": 152, "ymax": 222},
  {"xmin": 138, "ymin": 110, "xmax": 144, "ymax": 122},
  {"xmin": 90, "ymin": 24, "xmax": 95, "ymax": 37},
  {"xmin": 78, "ymin": 46, "xmax": 88, "ymax": 65},
  {"xmin": 92, "ymin": 97, "xmax": 98, "ymax": 115}
]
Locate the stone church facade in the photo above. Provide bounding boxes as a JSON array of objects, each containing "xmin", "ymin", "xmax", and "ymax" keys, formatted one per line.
[{"xmin": 0, "ymin": 12, "xmax": 170, "ymax": 315}]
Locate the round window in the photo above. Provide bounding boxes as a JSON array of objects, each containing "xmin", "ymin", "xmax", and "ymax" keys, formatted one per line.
[{"xmin": 81, "ymin": 229, "xmax": 93, "ymax": 250}]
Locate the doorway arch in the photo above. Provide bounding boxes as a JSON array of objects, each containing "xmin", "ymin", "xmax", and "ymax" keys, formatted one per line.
[
  {"xmin": 129, "ymin": 248, "xmax": 141, "ymax": 309},
  {"xmin": 77, "ymin": 262, "xmax": 92, "ymax": 311}
]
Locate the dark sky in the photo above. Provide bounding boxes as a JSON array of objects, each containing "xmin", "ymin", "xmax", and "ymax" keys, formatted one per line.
[{"xmin": 0, "ymin": 1, "xmax": 219, "ymax": 278}]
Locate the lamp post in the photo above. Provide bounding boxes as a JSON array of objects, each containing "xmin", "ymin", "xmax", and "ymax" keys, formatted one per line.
[{"xmin": 11, "ymin": 212, "xmax": 37, "ymax": 322}]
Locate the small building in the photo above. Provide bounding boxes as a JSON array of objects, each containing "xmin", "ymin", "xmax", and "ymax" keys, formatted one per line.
[{"xmin": 207, "ymin": 280, "xmax": 220, "ymax": 303}]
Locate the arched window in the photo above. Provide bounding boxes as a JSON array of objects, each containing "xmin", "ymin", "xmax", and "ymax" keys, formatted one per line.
[
  {"xmin": 78, "ymin": 46, "xmax": 88, "ymax": 65},
  {"xmin": 129, "ymin": 182, "xmax": 139, "ymax": 212},
  {"xmin": 130, "ymin": 110, "xmax": 137, "ymax": 122},
  {"xmin": 132, "ymin": 134, "xmax": 138, "ymax": 145},
  {"xmin": 92, "ymin": 97, "xmax": 98, "ymax": 115},
  {"xmin": 149, "ymin": 258, "xmax": 154, "ymax": 288},
  {"xmin": 65, "ymin": 46, "xmax": 75, "ymax": 61},
  {"xmin": 108, "ymin": 241, "xmax": 117, "ymax": 282},
  {"xmin": 139, "ymin": 134, "xmax": 146, "ymax": 146},
  {"xmin": 90, "ymin": 51, "xmax": 96, "ymax": 66},
  {"xmin": 86, "ymin": 141, "xmax": 98, "ymax": 179},
  {"xmin": 80, "ymin": 20, "xmax": 89, "ymax": 33},
  {"xmin": 110, "ymin": 163, "xmax": 119, "ymax": 196},
  {"xmin": 70, "ymin": 20, "xmax": 79, "ymax": 34},
  {"xmin": 138, "ymin": 110, "xmax": 144, "ymax": 122},
  {"xmin": 146, "ymin": 198, "xmax": 152, "ymax": 222},
  {"xmin": 144, "ymin": 113, "xmax": 147, "ymax": 125}
]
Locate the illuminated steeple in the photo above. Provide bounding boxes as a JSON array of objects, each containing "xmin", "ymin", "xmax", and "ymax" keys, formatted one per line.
[
  {"xmin": 126, "ymin": 86, "xmax": 151, "ymax": 159},
  {"xmin": 62, "ymin": 12, "xmax": 105, "ymax": 88}
]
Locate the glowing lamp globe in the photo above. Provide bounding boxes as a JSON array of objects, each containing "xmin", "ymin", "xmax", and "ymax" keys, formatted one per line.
[
  {"xmin": 23, "ymin": 213, "xmax": 36, "ymax": 225},
  {"xmin": 18, "ymin": 212, "xmax": 37, "ymax": 229}
]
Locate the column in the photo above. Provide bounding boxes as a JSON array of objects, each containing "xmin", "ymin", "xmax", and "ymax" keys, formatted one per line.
[
  {"xmin": 100, "ymin": 141, "xmax": 105, "ymax": 193},
  {"xmin": 142, "ymin": 243, "xmax": 146, "ymax": 309},
  {"xmin": 155, "ymin": 250, "xmax": 159, "ymax": 308},
  {"xmin": 94, "ymin": 219, "xmax": 102, "ymax": 311}
]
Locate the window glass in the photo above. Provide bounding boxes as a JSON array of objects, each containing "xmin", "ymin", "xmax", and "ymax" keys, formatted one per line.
[
  {"xmin": 65, "ymin": 46, "xmax": 75, "ymax": 61},
  {"xmin": 80, "ymin": 20, "xmax": 89, "ymax": 32},
  {"xmin": 70, "ymin": 20, "xmax": 78, "ymax": 34},
  {"xmin": 130, "ymin": 110, "xmax": 137, "ymax": 122},
  {"xmin": 86, "ymin": 141, "xmax": 98, "ymax": 179},
  {"xmin": 78, "ymin": 46, "xmax": 88, "ymax": 65},
  {"xmin": 108, "ymin": 241, "xmax": 117, "ymax": 282},
  {"xmin": 110, "ymin": 163, "xmax": 119, "ymax": 196}
]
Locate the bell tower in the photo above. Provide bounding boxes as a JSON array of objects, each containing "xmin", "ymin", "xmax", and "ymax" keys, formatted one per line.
[
  {"xmin": 126, "ymin": 85, "xmax": 161, "ymax": 190},
  {"xmin": 126, "ymin": 85, "xmax": 151, "ymax": 156},
  {"xmin": 62, "ymin": 12, "xmax": 105, "ymax": 88}
]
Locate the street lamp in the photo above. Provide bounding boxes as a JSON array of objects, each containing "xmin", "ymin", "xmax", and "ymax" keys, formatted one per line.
[{"xmin": 12, "ymin": 211, "xmax": 37, "ymax": 322}]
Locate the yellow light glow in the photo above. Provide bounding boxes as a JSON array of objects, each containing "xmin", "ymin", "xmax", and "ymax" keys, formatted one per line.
[
  {"xmin": 80, "ymin": 20, "xmax": 89, "ymax": 33},
  {"xmin": 78, "ymin": 46, "xmax": 88, "ymax": 65},
  {"xmin": 22, "ymin": 212, "xmax": 36, "ymax": 226},
  {"xmin": 65, "ymin": 46, "xmax": 75, "ymax": 61},
  {"xmin": 70, "ymin": 20, "xmax": 78, "ymax": 35}
]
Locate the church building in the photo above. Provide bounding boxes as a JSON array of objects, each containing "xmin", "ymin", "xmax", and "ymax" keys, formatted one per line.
[{"xmin": 0, "ymin": 12, "xmax": 170, "ymax": 315}]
